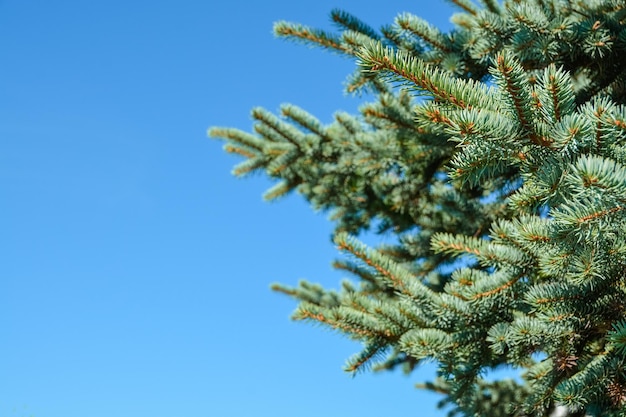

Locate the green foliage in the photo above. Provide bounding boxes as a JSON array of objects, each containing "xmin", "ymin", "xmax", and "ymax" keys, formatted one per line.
[{"xmin": 210, "ymin": 0, "xmax": 626, "ymax": 415}]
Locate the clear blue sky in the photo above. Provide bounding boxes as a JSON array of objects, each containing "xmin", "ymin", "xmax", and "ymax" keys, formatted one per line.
[{"xmin": 1, "ymin": 1, "xmax": 457, "ymax": 416}]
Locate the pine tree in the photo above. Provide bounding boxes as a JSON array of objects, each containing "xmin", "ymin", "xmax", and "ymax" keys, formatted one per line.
[{"xmin": 209, "ymin": 1, "xmax": 626, "ymax": 415}]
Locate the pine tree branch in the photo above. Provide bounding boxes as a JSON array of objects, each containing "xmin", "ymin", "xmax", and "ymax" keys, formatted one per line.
[
  {"xmin": 330, "ymin": 8, "xmax": 380, "ymax": 40},
  {"xmin": 274, "ymin": 21, "xmax": 353, "ymax": 55},
  {"xmin": 358, "ymin": 42, "xmax": 498, "ymax": 110}
]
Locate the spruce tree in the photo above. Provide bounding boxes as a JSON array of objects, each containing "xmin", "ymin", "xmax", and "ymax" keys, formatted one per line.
[{"xmin": 209, "ymin": 1, "xmax": 626, "ymax": 415}]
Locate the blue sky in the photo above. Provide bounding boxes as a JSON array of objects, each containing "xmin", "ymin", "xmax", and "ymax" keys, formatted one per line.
[{"xmin": 1, "ymin": 1, "xmax": 458, "ymax": 416}]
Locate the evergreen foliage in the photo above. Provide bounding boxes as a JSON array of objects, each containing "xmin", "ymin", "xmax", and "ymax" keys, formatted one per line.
[{"xmin": 209, "ymin": 1, "xmax": 626, "ymax": 415}]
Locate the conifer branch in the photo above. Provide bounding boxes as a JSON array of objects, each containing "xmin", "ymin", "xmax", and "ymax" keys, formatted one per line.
[
  {"xmin": 492, "ymin": 51, "xmax": 551, "ymax": 146},
  {"xmin": 208, "ymin": 127, "xmax": 265, "ymax": 151},
  {"xmin": 333, "ymin": 112, "xmax": 363, "ymax": 134},
  {"xmin": 252, "ymin": 107, "xmax": 305, "ymax": 145},
  {"xmin": 263, "ymin": 180, "xmax": 295, "ymax": 201},
  {"xmin": 280, "ymin": 104, "xmax": 330, "ymax": 141},
  {"xmin": 380, "ymin": 24, "xmax": 425, "ymax": 54},
  {"xmin": 274, "ymin": 21, "xmax": 353, "ymax": 55},
  {"xmin": 469, "ymin": 269, "xmax": 525, "ymax": 300},
  {"xmin": 537, "ymin": 65, "xmax": 576, "ymax": 123},
  {"xmin": 445, "ymin": 0, "xmax": 481, "ymax": 15},
  {"xmin": 232, "ymin": 156, "xmax": 266, "ymax": 177},
  {"xmin": 223, "ymin": 144, "xmax": 257, "ymax": 158},
  {"xmin": 399, "ymin": 328, "xmax": 455, "ymax": 360},
  {"xmin": 294, "ymin": 305, "xmax": 380, "ymax": 338},
  {"xmin": 330, "ymin": 9, "xmax": 380, "ymax": 40},
  {"xmin": 477, "ymin": 0, "xmax": 501, "ymax": 14},
  {"xmin": 344, "ymin": 340, "xmax": 388, "ymax": 373},
  {"xmin": 334, "ymin": 233, "xmax": 422, "ymax": 297},
  {"xmin": 395, "ymin": 13, "xmax": 452, "ymax": 52},
  {"xmin": 358, "ymin": 42, "xmax": 498, "ymax": 110}
]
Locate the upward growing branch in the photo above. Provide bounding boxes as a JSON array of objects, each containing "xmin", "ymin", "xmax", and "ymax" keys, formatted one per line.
[{"xmin": 358, "ymin": 42, "xmax": 498, "ymax": 110}]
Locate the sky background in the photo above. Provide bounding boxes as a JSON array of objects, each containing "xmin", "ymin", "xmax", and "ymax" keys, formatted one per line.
[{"xmin": 1, "ymin": 1, "xmax": 460, "ymax": 416}]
